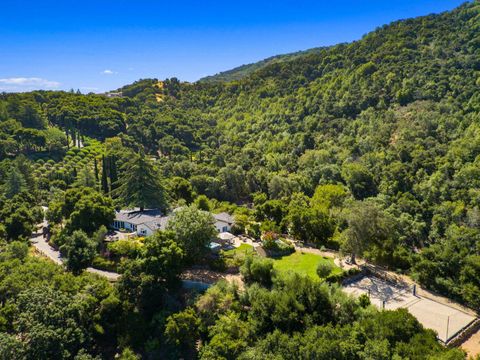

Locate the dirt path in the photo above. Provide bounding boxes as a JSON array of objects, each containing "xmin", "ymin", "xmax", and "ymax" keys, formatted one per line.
[
  {"xmin": 181, "ymin": 268, "xmax": 244, "ymax": 288},
  {"xmin": 460, "ymin": 328, "xmax": 480, "ymax": 358}
]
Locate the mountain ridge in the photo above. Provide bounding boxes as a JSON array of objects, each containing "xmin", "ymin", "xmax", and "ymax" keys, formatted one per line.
[
  {"xmin": 1, "ymin": 2, "xmax": 480, "ymax": 358},
  {"xmin": 197, "ymin": 46, "xmax": 328, "ymax": 83}
]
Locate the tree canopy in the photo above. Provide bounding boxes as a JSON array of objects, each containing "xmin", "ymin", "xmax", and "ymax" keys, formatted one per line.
[{"xmin": 0, "ymin": 2, "xmax": 479, "ymax": 357}]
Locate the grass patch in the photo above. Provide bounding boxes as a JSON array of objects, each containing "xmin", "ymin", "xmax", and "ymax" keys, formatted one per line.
[
  {"xmin": 273, "ymin": 252, "xmax": 342, "ymax": 279},
  {"xmin": 221, "ymin": 243, "xmax": 256, "ymax": 268},
  {"xmin": 223, "ymin": 243, "xmax": 255, "ymax": 257}
]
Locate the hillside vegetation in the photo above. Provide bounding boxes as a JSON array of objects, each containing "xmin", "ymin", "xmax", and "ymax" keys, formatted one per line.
[
  {"xmin": 0, "ymin": 2, "xmax": 479, "ymax": 358},
  {"xmin": 198, "ymin": 46, "xmax": 326, "ymax": 83}
]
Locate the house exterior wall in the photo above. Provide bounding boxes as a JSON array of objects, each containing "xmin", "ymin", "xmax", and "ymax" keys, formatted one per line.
[
  {"xmin": 112, "ymin": 220, "xmax": 137, "ymax": 232},
  {"xmin": 137, "ymin": 224, "xmax": 154, "ymax": 237},
  {"xmin": 215, "ymin": 220, "xmax": 231, "ymax": 233},
  {"xmin": 125, "ymin": 222, "xmax": 137, "ymax": 232}
]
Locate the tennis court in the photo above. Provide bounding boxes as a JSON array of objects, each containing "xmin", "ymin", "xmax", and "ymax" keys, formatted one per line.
[{"xmin": 343, "ymin": 275, "xmax": 476, "ymax": 343}]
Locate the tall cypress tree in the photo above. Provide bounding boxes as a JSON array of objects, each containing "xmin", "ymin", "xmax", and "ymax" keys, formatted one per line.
[
  {"xmin": 94, "ymin": 157, "xmax": 99, "ymax": 182},
  {"xmin": 71, "ymin": 128, "xmax": 76, "ymax": 148},
  {"xmin": 72, "ymin": 166, "xmax": 77, "ymax": 179},
  {"xmin": 65, "ymin": 128, "xmax": 70, "ymax": 149},
  {"xmin": 101, "ymin": 155, "xmax": 109, "ymax": 194},
  {"xmin": 109, "ymin": 155, "xmax": 118, "ymax": 192}
]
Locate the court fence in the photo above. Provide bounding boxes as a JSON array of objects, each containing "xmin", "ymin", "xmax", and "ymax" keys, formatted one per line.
[{"xmin": 447, "ymin": 318, "xmax": 480, "ymax": 346}]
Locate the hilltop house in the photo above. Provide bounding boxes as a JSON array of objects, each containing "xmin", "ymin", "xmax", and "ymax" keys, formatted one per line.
[{"xmin": 111, "ymin": 208, "xmax": 235, "ymax": 237}]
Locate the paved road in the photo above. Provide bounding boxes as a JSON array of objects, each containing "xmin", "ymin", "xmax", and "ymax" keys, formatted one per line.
[
  {"xmin": 31, "ymin": 221, "xmax": 63, "ymax": 265},
  {"xmin": 30, "ymin": 220, "xmax": 120, "ymax": 282}
]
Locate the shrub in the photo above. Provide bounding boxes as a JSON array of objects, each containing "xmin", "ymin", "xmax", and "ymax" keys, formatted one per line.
[
  {"xmin": 262, "ymin": 231, "xmax": 278, "ymax": 250},
  {"xmin": 108, "ymin": 239, "xmax": 143, "ymax": 258},
  {"xmin": 92, "ymin": 256, "xmax": 117, "ymax": 272},
  {"xmin": 241, "ymin": 256, "xmax": 275, "ymax": 287},
  {"xmin": 358, "ymin": 294, "xmax": 371, "ymax": 308},
  {"xmin": 317, "ymin": 261, "xmax": 334, "ymax": 278},
  {"xmin": 209, "ymin": 256, "xmax": 227, "ymax": 272},
  {"xmin": 325, "ymin": 267, "xmax": 361, "ymax": 284},
  {"xmin": 262, "ymin": 234, "xmax": 295, "ymax": 257}
]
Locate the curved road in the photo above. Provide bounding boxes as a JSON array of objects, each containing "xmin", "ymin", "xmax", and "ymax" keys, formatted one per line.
[{"xmin": 31, "ymin": 219, "xmax": 120, "ymax": 282}]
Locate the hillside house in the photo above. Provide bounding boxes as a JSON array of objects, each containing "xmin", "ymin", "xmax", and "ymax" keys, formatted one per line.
[
  {"xmin": 111, "ymin": 208, "xmax": 235, "ymax": 237},
  {"xmin": 111, "ymin": 209, "xmax": 166, "ymax": 236},
  {"xmin": 213, "ymin": 212, "xmax": 234, "ymax": 233}
]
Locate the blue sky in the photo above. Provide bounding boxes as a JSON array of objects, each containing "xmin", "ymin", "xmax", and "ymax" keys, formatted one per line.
[{"xmin": 0, "ymin": 0, "xmax": 467, "ymax": 93}]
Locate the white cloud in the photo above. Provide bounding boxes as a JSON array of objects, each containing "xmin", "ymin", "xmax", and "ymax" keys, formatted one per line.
[
  {"xmin": 102, "ymin": 69, "xmax": 117, "ymax": 75},
  {"xmin": 0, "ymin": 77, "xmax": 61, "ymax": 92}
]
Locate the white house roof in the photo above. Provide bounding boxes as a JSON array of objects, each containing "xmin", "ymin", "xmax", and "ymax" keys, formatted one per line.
[
  {"xmin": 214, "ymin": 212, "xmax": 234, "ymax": 224},
  {"xmin": 144, "ymin": 216, "xmax": 171, "ymax": 231},
  {"xmin": 114, "ymin": 208, "xmax": 163, "ymax": 226},
  {"xmin": 114, "ymin": 208, "xmax": 235, "ymax": 230}
]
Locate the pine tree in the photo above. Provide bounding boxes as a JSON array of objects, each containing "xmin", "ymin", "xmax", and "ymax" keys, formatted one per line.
[
  {"xmin": 113, "ymin": 151, "xmax": 167, "ymax": 212},
  {"xmin": 14, "ymin": 155, "xmax": 35, "ymax": 193},
  {"xmin": 4, "ymin": 167, "xmax": 27, "ymax": 199}
]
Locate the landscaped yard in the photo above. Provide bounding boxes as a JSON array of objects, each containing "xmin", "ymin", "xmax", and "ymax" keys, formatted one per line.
[
  {"xmin": 223, "ymin": 243, "xmax": 255, "ymax": 257},
  {"xmin": 221, "ymin": 243, "xmax": 256, "ymax": 267},
  {"xmin": 273, "ymin": 252, "xmax": 342, "ymax": 279}
]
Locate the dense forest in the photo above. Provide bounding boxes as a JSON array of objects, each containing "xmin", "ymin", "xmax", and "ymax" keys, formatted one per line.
[
  {"xmin": 198, "ymin": 46, "xmax": 326, "ymax": 83},
  {"xmin": 0, "ymin": 1, "xmax": 479, "ymax": 359}
]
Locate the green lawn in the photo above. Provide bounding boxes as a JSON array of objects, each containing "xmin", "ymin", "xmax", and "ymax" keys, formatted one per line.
[
  {"xmin": 273, "ymin": 252, "xmax": 342, "ymax": 279},
  {"xmin": 223, "ymin": 243, "xmax": 255, "ymax": 257},
  {"xmin": 221, "ymin": 243, "xmax": 256, "ymax": 267}
]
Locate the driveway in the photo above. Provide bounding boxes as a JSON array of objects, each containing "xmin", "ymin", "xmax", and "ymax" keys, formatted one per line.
[
  {"xmin": 31, "ymin": 220, "xmax": 62, "ymax": 265},
  {"xmin": 31, "ymin": 218, "xmax": 120, "ymax": 282}
]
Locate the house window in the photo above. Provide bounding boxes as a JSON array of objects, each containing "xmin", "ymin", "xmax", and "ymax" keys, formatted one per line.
[{"xmin": 222, "ymin": 226, "xmax": 228, "ymax": 232}]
